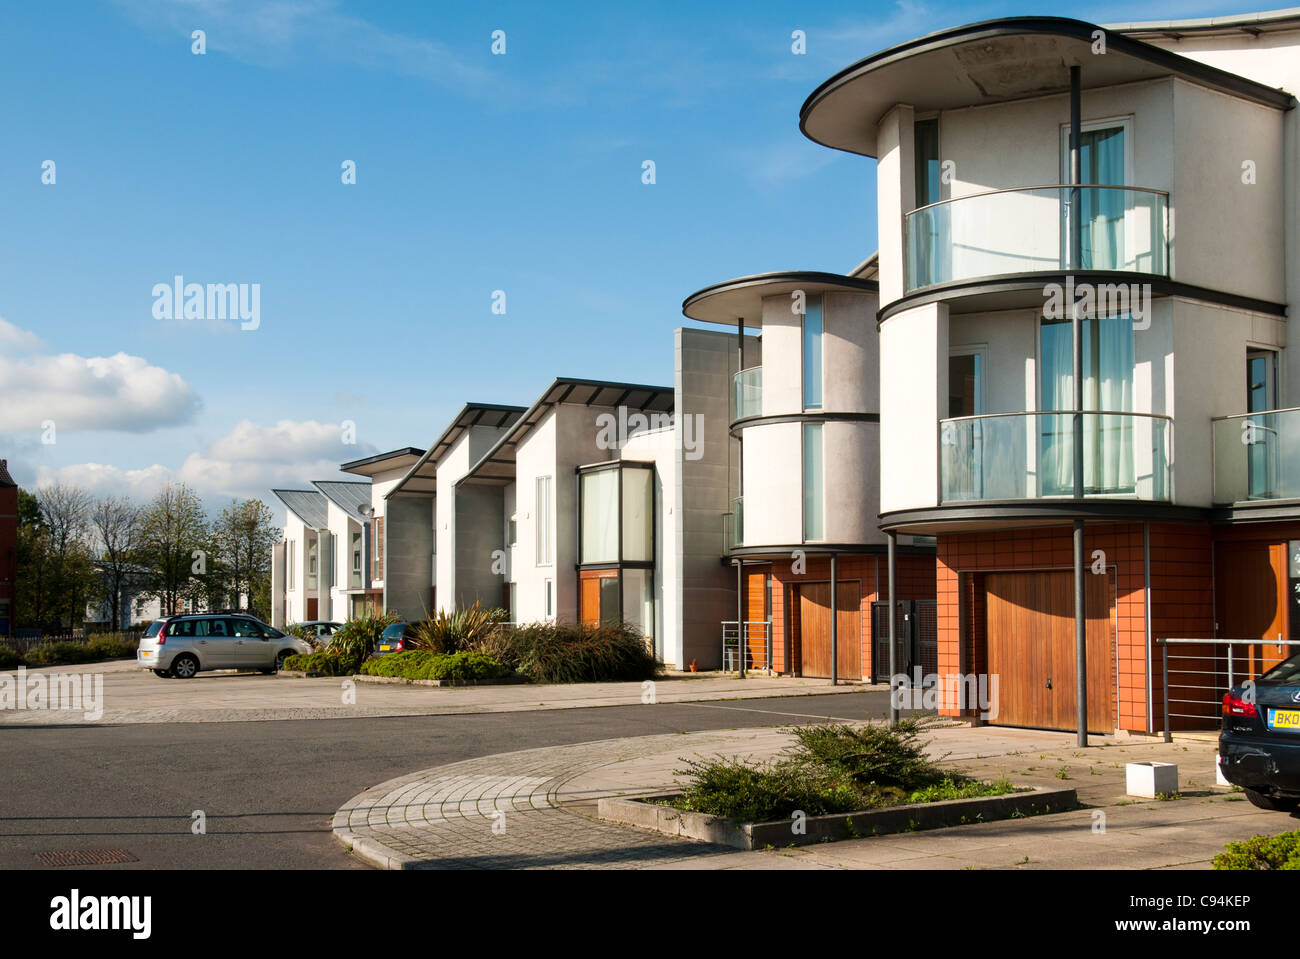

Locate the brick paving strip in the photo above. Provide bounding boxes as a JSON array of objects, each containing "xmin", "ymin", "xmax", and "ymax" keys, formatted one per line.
[{"xmin": 334, "ymin": 725, "xmax": 1293, "ymax": 870}]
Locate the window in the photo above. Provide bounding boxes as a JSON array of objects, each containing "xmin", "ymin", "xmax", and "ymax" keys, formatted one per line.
[
  {"xmin": 803, "ymin": 296, "xmax": 823, "ymax": 410},
  {"xmin": 914, "ymin": 117, "xmax": 940, "ymax": 208},
  {"xmin": 1247, "ymin": 349, "xmax": 1279, "ymax": 499},
  {"xmin": 580, "ymin": 469, "xmax": 619, "ymax": 564},
  {"xmin": 1039, "ymin": 314, "xmax": 1136, "ymax": 495},
  {"xmin": 508, "ymin": 516, "xmax": 518, "ymax": 547},
  {"xmin": 307, "ymin": 539, "xmax": 318, "ymax": 590},
  {"xmin": 949, "ymin": 350, "xmax": 984, "ymax": 418},
  {"xmin": 535, "ymin": 476, "xmax": 552, "ymax": 566},
  {"xmin": 373, "ymin": 517, "xmax": 384, "ymax": 580},
  {"xmin": 544, "ymin": 578, "xmax": 553, "ymax": 618},
  {"xmin": 803, "ymin": 423, "xmax": 824, "ymax": 540},
  {"xmin": 287, "ymin": 541, "xmax": 295, "ymax": 590},
  {"xmin": 1059, "ymin": 118, "xmax": 1132, "ymax": 270},
  {"xmin": 352, "ymin": 532, "xmax": 362, "ymax": 587}
]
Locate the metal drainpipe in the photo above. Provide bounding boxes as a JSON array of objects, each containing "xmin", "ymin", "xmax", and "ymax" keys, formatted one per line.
[{"xmin": 1070, "ymin": 63, "xmax": 1089, "ymax": 748}]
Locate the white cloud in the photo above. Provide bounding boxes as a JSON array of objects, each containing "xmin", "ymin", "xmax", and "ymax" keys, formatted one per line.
[
  {"xmin": 34, "ymin": 418, "xmax": 378, "ymax": 506},
  {"xmin": 0, "ymin": 317, "xmax": 43, "ymax": 352},
  {"xmin": 0, "ymin": 344, "xmax": 201, "ymax": 433}
]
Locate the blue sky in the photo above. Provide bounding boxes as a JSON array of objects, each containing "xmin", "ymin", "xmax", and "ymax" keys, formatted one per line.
[{"xmin": 0, "ymin": 0, "xmax": 1267, "ymax": 514}]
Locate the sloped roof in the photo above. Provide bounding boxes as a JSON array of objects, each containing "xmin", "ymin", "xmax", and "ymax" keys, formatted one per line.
[
  {"xmin": 271, "ymin": 488, "xmax": 328, "ymax": 528},
  {"xmin": 0, "ymin": 460, "xmax": 15, "ymax": 488},
  {"xmin": 312, "ymin": 480, "xmax": 372, "ymax": 522},
  {"xmin": 387, "ymin": 403, "xmax": 526, "ymax": 499}
]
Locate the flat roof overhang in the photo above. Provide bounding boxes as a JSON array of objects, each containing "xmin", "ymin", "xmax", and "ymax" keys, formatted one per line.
[
  {"xmin": 800, "ymin": 16, "xmax": 1293, "ymax": 158},
  {"xmin": 458, "ymin": 378, "xmax": 675, "ymax": 488},
  {"xmin": 339, "ymin": 447, "xmax": 425, "ymax": 477},
  {"xmin": 877, "ymin": 272, "xmax": 1289, "ymax": 326},
  {"xmin": 386, "ymin": 403, "xmax": 525, "ymax": 498},
  {"xmin": 880, "ymin": 500, "xmax": 1209, "ymax": 535},
  {"xmin": 682, "ymin": 271, "xmax": 879, "ymax": 326},
  {"xmin": 723, "ymin": 542, "xmax": 935, "ymax": 562}
]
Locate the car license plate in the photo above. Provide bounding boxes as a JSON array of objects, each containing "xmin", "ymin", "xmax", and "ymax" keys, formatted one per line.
[
  {"xmin": 141, "ymin": 651, "xmax": 151, "ymax": 658},
  {"xmin": 380, "ymin": 645, "xmax": 391, "ymax": 651},
  {"xmin": 1269, "ymin": 709, "xmax": 1300, "ymax": 729}
]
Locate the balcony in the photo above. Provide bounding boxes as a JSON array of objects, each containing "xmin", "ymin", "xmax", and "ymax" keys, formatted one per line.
[
  {"xmin": 1213, "ymin": 409, "xmax": 1300, "ymax": 504},
  {"xmin": 939, "ymin": 411, "xmax": 1172, "ymax": 504},
  {"xmin": 722, "ymin": 496, "xmax": 743, "ymax": 552},
  {"xmin": 732, "ymin": 367, "xmax": 762, "ymax": 421},
  {"xmin": 905, "ymin": 185, "xmax": 1169, "ymax": 293}
]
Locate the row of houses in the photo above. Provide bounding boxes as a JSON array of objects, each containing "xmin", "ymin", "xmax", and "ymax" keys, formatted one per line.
[{"xmin": 273, "ymin": 8, "xmax": 1300, "ymax": 739}]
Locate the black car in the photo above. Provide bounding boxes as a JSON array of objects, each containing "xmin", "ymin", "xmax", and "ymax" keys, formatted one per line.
[
  {"xmin": 1219, "ymin": 652, "xmax": 1300, "ymax": 811},
  {"xmin": 373, "ymin": 622, "xmax": 417, "ymax": 656}
]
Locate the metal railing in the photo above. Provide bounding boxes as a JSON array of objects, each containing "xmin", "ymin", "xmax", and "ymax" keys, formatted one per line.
[
  {"xmin": 905, "ymin": 183, "xmax": 1169, "ymax": 292},
  {"xmin": 722, "ymin": 620, "xmax": 772, "ymax": 672},
  {"xmin": 1158, "ymin": 637, "xmax": 1300, "ymax": 741}
]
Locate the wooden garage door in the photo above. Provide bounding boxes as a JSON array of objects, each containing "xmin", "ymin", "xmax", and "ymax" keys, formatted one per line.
[
  {"xmin": 1215, "ymin": 541, "xmax": 1288, "ymax": 678},
  {"xmin": 798, "ymin": 582, "xmax": 861, "ymax": 679},
  {"xmin": 985, "ymin": 571, "xmax": 1113, "ymax": 732}
]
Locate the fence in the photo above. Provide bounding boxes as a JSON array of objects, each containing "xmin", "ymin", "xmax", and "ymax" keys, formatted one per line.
[
  {"xmin": 7, "ymin": 626, "xmax": 146, "ymax": 653},
  {"xmin": 1158, "ymin": 637, "xmax": 1300, "ymax": 741},
  {"xmin": 721, "ymin": 620, "xmax": 772, "ymax": 672}
]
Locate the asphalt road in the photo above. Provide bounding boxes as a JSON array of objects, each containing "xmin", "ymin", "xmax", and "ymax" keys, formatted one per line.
[{"xmin": 0, "ymin": 691, "xmax": 896, "ymax": 869}]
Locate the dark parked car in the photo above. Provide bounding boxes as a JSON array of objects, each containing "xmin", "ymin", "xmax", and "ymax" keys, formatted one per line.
[
  {"xmin": 1220, "ymin": 651, "xmax": 1300, "ymax": 811},
  {"xmin": 373, "ymin": 622, "xmax": 417, "ymax": 657}
]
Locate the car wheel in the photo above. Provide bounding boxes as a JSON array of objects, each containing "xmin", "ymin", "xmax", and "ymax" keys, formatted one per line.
[
  {"xmin": 1244, "ymin": 788, "xmax": 1299, "ymax": 812},
  {"xmin": 153, "ymin": 668, "xmax": 173, "ymax": 679},
  {"xmin": 171, "ymin": 654, "xmax": 199, "ymax": 679}
]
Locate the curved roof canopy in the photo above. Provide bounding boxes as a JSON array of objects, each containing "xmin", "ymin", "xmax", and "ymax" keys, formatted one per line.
[
  {"xmin": 681, "ymin": 271, "xmax": 878, "ymax": 326},
  {"xmin": 800, "ymin": 16, "xmax": 1293, "ymax": 158}
]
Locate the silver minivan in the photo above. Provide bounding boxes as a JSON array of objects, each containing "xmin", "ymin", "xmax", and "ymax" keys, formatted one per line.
[{"xmin": 137, "ymin": 614, "xmax": 312, "ymax": 679}]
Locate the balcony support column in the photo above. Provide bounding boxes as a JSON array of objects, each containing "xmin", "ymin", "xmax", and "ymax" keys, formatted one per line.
[
  {"xmin": 1070, "ymin": 63, "xmax": 1090, "ymax": 749},
  {"xmin": 736, "ymin": 558, "xmax": 745, "ymax": 678},
  {"xmin": 736, "ymin": 316, "xmax": 744, "ymax": 528},
  {"xmin": 888, "ymin": 531, "xmax": 898, "ymax": 725}
]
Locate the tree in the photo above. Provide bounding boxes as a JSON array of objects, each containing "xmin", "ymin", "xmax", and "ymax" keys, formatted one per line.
[
  {"xmin": 89, "ymin": 495, "xmax": 141, "ymax": 629},
  {"xmin": 137, "ymin": 483, "xmax": 209, "ymax": 616},
  {"xmin": 15, "ymin": 487, "xmax": 52, "ymax": 630},
  {"xmin": 37, "ymin": 482, "xmax": 96, "ymax": 629},
  {"xmin": 211, "ymin": 498, "xmax": 280, "ymax": 615}
]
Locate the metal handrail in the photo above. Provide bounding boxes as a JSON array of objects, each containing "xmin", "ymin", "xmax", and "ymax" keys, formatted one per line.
[
  {"xmin": 908, "ymin": 183, "xmax": 1171, "ymax": 217},
  {"xmin": 722, "ymin": 619, "xmax": 772, "ymax": 672},
  {"xmin": 1212, "ymin": 406, "xmax": 1300, "ymax": 422},
  {"xmin": 941, "ymin": 410, "xmax": 1173, "ymax": 425},
  {"xmin": 1157, "ymin": 637, "xmax": 1300, "ymax": 742}
]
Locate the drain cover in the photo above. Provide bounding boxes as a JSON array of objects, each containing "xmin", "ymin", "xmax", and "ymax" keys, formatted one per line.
[{"xmin": 34, "ymin": 849, "xmax": 139, "ymax": 866}]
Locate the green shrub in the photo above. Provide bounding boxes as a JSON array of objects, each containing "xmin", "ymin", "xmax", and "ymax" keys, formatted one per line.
[
  {"xmin": 282, "ymin": 651, "xmax": 354, "ymax": 676},
  {"xmin": 0, "ymin": 645, "xmax": 23, "ymax": 670},
  {"xmin": 85, "ymin": 634, "xmax": 139, "ymax": 660},
  {"xmin": 788, "ymin": 719, "xmax": 947, "ymax": 790},
  {"xmin": 25, "ymin": 642, "xmax": 96, "ymax": 667},
  {"xmin": 324, "ymin": 612, "xmax": 396, "ymax": 672},
  {"xmin": 359, "ymin": 650, "xmax": 507, "ymax": 682},
  {"xmin": 478, "ymin": 621, "xmax": 659, "ymax": 684},
  {"xmin": 669, "ymin": 722, "xmax": 1013, "ymax": 823},
  {"xmin": 1213, "ymin": 830, "xmax": 1300, "ymax": 870},
  {"xmin": 410, "ymin": 604, "xmax": 508, "ymax": 655}
]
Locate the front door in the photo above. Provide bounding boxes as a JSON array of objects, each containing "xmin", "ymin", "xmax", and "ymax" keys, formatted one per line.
[
  {"xmin": 1215, "ymin": 541, "xmax": 1288, "ymax": 681},
  {"xmin": 985, "ymin": 570, "xmax": 1113, "ymax": 732},
  {"xmin": 579, "ymin": 570, "xmax": 619, "ymax": 627},
  {"xmin": 797, "ymin": 581, "xmax": 861, "ymax": 680}
]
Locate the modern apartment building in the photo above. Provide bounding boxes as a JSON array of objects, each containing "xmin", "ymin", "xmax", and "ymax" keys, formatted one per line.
[
  {"xmin": 798, "ymin": 11, "xmax": 1300, "ymax": 734},
  {"xmin": 682, "ymin": 269, "xmax": 937, "ymax": 680}
]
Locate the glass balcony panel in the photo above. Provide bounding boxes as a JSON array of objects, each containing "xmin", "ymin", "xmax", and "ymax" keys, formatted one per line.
[
  {"xmin": 939, "ymin": 412, "xmax": 1171, "ymax": 503},
  {"xmin": 1213, "ymin": 410, "xmax": 1300, "ymax": 503},
  {"xmin": 906, "ymin": 186, "xmax": 1169, "ymax": 293},
  {"xmin": 732, "ymin": 367, "xmax": 762, "ymax": 421}
]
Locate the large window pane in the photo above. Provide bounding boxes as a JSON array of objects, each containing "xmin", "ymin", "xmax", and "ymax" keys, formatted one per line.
[
  {"xmin": 580, "ymin": 470, "xmax": 618, "ymax": 564},
  {"xmin": 621, "ymin": 467, "xmax": 653, "ymax": 563},
  {"xmin": 535, "ymin": 476, "xmax": 552, "ymax": 566},
  {"xmin": 621, "ymin": 568, "xmax": 654, "ymax": 648},
  {"xmin": 803, "ymin": 423, "xmax": 824, "ymax": 540},
  {"xmin": 599, "ymin": 576, "xmax": 620, "ymax": 626},
  {"xmin": 803, "ymin": 297, "xmax": 823, "ymax": 410}
]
